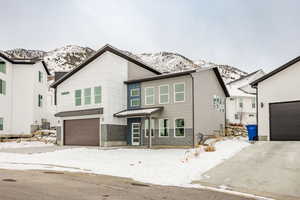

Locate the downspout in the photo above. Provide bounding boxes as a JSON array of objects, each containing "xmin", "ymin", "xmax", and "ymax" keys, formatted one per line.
[
  {"xmin": 190, "ymin": 74, "xmax": 195, "ymax": 148},
  {"xmin": 255, "ymin": 86, "xmax": 259, "ymax": 139}
]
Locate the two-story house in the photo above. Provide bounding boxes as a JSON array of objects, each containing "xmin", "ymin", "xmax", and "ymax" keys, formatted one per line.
[
  {"xmin": 0, "ymin": 52, "xmax": 51, "ymax": 135},
  {"xmin": 51, "ymin": 44, "xmax": 229, "ymax": 147},
  {"xmin": 226, "ymin": 69, "xmax": 265, "ymax": 125}
]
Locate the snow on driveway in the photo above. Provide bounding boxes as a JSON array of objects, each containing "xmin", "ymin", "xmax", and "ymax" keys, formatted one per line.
[
  {"xmin": 0, "ymin": 138, "xmax": 250, "ymax": 187},
  {"xmin": 0, "ymin": 141, "xmax": 53, "ymax": 149}
]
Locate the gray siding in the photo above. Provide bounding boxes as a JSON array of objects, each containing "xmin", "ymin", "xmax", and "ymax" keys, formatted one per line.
[
  {"xmin": 192, "ymin": 70, "xmax": 226, "ymax": 136},
  {"xmin": 140, "ymin": 75, "xmax": 194, "ymax": 146},
  {"xmin": 101, "ymin": 124, "xmax": 127, "ymax": 146},
  {"xmin": 128, "ymin": 61, "xmax": 157, "ymax": 80}
]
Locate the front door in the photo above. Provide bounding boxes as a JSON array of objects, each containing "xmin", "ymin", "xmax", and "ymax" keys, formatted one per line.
[{"xmin": 131, "ymin": 123, "xmax": 141, "ymax": 145}]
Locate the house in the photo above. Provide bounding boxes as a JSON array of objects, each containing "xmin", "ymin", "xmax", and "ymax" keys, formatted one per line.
[
  {"xmin": 0, "ymin": 52, "xmax": 51, "ymax": 135},
  {"xmin": 51, "ymin": 44, "xmax": 229, "ymax": 147},
  {"xmin": 251, "ymin": 56, "xmax": 300, "ymax": 141},
  {"xmin": 226, "ymin": 70, "xmax": 265, "ymax": 125}
]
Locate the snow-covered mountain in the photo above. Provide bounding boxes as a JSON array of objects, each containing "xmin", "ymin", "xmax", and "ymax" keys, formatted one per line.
[{"xmin": 3, "ymin": 45, "xmax": 248, "ymax": 83}]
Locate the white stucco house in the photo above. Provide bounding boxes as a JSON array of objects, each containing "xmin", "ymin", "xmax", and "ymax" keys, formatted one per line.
[
  {"xmin": 226, "ymin": 70, "xmax": 265, "ymax": 125},
  {"xmin": 251, "ymin": 56, "xmax": 300, "ymax": 141},
  {"xmin": 0, "ymin": 52, "xmax": 51, "ymax": 135}
]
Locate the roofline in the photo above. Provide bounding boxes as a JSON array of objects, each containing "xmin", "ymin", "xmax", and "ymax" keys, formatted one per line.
[
  {"xmin": 0, "ymin": 52, "xmax": 50, "ymax": 75},
  {"xmin": 251, "ymin": 56, "xmax": 300, "ymax": 87},
  {"xmin": 124, "ymin": 70, "xmax": 197, "ymax": 84},
  {"xmin": 212, "ymin": 67, "xmax": 230, "ymax": 97},
  {"xmin": 51, "ymin": 44, "xmax": 161, "ymax": 88},
  {"xmin": 227, "ymin": 69, "xmax": 261, "ymax": 85}
]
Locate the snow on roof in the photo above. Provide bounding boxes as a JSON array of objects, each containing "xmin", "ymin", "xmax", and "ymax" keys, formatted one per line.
[{"xmin": 114, "ymin": 107, "xmax": 163, "ymax": 117}]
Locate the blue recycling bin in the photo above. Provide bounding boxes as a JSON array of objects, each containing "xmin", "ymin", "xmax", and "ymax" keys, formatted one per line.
[{"xmin": 246, "ymin": 125, "xmax": 257, "ymax": 141}]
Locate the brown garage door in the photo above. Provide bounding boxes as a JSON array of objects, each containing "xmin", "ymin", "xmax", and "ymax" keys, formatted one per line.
[
  {"xmin": 270, "ymin": 101, "xmax": 300, "ymax": 141},
  {"xmin": 64, "ymin": 118, "xmax": 100, "ymax": 146}
]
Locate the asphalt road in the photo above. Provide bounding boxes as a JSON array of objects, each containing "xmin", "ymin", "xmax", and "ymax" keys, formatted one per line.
[{"xmin": 0, "ymin": 169, "xmax": 254, "ymax": 200}]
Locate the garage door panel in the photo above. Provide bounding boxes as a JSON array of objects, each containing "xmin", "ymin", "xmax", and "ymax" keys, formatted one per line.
[
  {"xmin": 270, "ymin": 101, "xmax": 300, "ymax": 141},
  {"xmin": 64, "ymin": 118, "xmax": 100, "ymax": 146}
]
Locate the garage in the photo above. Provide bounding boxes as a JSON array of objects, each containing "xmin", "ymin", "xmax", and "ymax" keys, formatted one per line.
[
  {"xmin": 64, "ymin": 118, "xmax": 100, "ymax": 146},
  {"xmin": 270, "ymin": 101, "xmax": 300, "ymax": 141}
]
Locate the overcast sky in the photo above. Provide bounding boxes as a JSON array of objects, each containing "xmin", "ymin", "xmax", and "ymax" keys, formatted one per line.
[{"xmin": 1, "ymin": 0, "xmax": 300, "ymax": 72}]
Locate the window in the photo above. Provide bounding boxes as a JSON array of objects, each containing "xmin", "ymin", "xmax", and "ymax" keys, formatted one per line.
[
  {"xmin": 0, "ymin": 118, "xmax": 3, "ymax": 130},
  {"xmin": 251, "ymin": 98, "xmax": 256, "ymax": 109},
  {"xmin": 174, "ymin": 118, "xmax": 185, "ymax": 137},
  {"xmin": 145, "ymin": 119, "xmax": 155, "ymax": 137},
  {"xmin": 130, "ymin": 98, "xmax": 140, "ymax": 107},
  {"xmin": 84, "ymin": 88, "xmax": 91, "ymax": 105},
  {"xmin": 249, "ymin": 114, "xmax": 255, "ymax": 117},
  {"xmin": 0, "ymin": 62, "xmax": 6, "ymax": 74},
  {"xmin": 239, "ymin": 98, "xmax": 243, "ymax": 108},
  {"xmin": 159, "ymin": 119, "xmax": 169, "ymax": 137},
  {"xmin": 38, "ymin": 71, "xmax": 43, "ymax": 83},
  {"xmin": 0, "ymin": 79, "xmax": 6, "ymax": 95},
  {"xmin": 94, "ymin": 86, "xmax": 102, "ymax": 104},
  {"xmin": 130, "ymin": 88, "xmax": 140, "ymax": 97},
  {"xmin": 38, "ymin": 94, "xmax": 43, "ymax": 107},
  {"xmin": 174, "ymin": 83, "xmax": 185, "ymax": 102},
  {"xmin": 234, "ymin": 114, "xmax": 239, "ymax": 120},
  {"xmin": 159, "ymin": 85, "xmax": 169, "ymax": 104},
  {"xmin": 145, "ymin": 87, "xmax": 154, "ymax": 105},
  {"xmin": 75, "ymin": 89, "xmax": 82, "ymax": 106}
]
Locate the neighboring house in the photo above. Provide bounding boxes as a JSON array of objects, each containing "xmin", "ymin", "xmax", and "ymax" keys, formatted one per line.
[
  {"xmin": 0, "ymin": 52, "xmax": 51, "ymax": 135},
  {"xmin": 226, "ymin": 70, "xmax": 265, "ymax": 125},
  {"xmin": 51, "ymin": 44, "xmax": 229, "ymax": 147},
  {"xmin": 251, "ymin": 56, "xmax": 300, "ymax": 141}
]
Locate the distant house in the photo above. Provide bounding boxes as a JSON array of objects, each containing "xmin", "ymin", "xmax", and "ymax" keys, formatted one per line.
[
  {"xmin": 226, "ymin": 70, "xmax": 265, "ymax": 125},
  {"xmin": 0, "ymin": 52, "xmax": 51, "ymax": 135},
  {"xmin": 51, "ymin": 44, "xmax": 229, "ymax": 147},
  {"xmin": 251, "ymin": 56, "xmax": 300, "ymax": 141}
]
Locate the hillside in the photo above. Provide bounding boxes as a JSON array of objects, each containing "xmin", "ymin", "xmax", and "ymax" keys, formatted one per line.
[{"xmin": 3, "ymin": 45, "xmax": 248, "ymax": 83}]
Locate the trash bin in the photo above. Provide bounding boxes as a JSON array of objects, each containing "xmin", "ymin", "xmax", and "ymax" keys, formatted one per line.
[{"xmin": 246, "ymin": 125, "xmax": 257, "ymax": 141}]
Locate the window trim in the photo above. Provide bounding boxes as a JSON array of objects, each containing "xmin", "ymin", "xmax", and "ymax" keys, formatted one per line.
[
  {"xmin": 0, "ymin": 117, "xmax": 3, "ymax": 131},
  {"xmin": 38, "ymin": 94, "xmax": 43, "ymax": 107},
  {"xmin": 0, "ymin": 62, "xmax": 6, "ymax": 74},
  {"xmin": 38, "ymin": 71, "xmax": 43, "ymax": 83},
  {"xmin": 0, "ymin": 79, "xmax": 6, "ymax": 95},
  {"xmin": 145, "ymin": 87, "xmax": 155, "ymax": 105},
  {"xmin": 130, "ymin": 88, "xmax": 140, "ymax": 97},
  {"xmin": 94, "ymin": 86, "xmax": 102, "ymax": 104},
  {"xmin": 174, "ymin": 118, "xmax": 185, "ymax": 137},
  {"xmin": 84, "ymin": 88, "xmax": 92, "ymax": 105},
  {"xmin": 144, "ymin": 118, "xmax": 155, "ymax": 137},
  {"xmin": 173, "ymin": 82, "xmax": 185, "ymax": 103},
  {"xmin": 159, "ymin": 118, "xmax": 169, "ymax": 137},
  {"xmin": 130, "ymin": 98, "xmax": 140, "ymax": 107},
  {"xmin": 159, "ymin": 84, "xmax": 169, "ymax": 104}
]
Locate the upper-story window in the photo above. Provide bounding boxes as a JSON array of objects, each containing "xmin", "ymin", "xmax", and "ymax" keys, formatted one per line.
[
  {"xmin": 0, "ymin": 79, "xmax": 6, "ymax": 95},
  {"xmin": 75, "ymin": 89, "xmax": 82, "ymax": 106},
  {"xmin": 145, "ymin": 87, "xmax": 155, "ymax": 105},
  {"xmin": 159, "ymin": 85, "xmax": 169, "ymax": 104},
  {"xmin": 38, "ymin": 94, "xmax": 43, "ymax": 107},
  {"xmin": 0, "ymin": 118, "xmax": 3, "ymax": 130},
  {"xmin": 251, "ymin": 98, "xmax": 256, "ymax": 109},
  {"xmin": 174, "ymin": 83, "xmax": 185, "ymax": 103},
  {"xmin": 94, "ymin": 86, "xmax": 102, "ymax": 104},
  {"xmin": 0, "ymin": 62, "xmax": 6, "ymax": 74},
  {"xmin": 84, "ymin": 88, "xmax": 91, "ymax": 105},
  {"xmin": 239, "ymin": 98, "xmax": 243, "ymax": 108},
  {"xmin": 38, "ymin": 71, "xmax": 43, "ymax": 83},
  {"xmin": 130, "ymin": 88, "xmax": 140, "ymax": 97},
  {"xmin": 130, "ymin": 98, "xmax": 140, "ymax": 107}
]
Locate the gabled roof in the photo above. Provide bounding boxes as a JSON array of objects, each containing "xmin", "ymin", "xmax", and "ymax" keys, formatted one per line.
[
  {"xmin": 51, "ymin": 44, "xmax": 161, "ymax": 88},
  {"xmin": 251, "ymin": 56, "xmax": 300, "ymax": 87},
  {"xmin": 0, "ymin": 52, "xmax": 50, "ymax": 75},
  {"xmin": 227, "ymin": 70, "xmax": 261, "ymax": 85}
]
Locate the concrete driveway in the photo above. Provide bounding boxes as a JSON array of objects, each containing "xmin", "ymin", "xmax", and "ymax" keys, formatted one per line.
[{"xmin": 194, "ymin": 142, "xmax": 300, "ymax": 200}]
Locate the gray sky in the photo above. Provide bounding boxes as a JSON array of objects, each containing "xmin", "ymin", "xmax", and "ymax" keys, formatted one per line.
[{"xmin": 1, "ymin": 0, "xmax": 300, "ymax": 72}]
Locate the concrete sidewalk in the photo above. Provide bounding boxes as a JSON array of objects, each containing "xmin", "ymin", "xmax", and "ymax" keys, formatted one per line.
[
  {"xmin": 0, "ymin": 146, "xmax": 76, "ymax": 154},
  {"xmin": 194, "ymin": 141, "xmax": 300, "ymax": 200}
]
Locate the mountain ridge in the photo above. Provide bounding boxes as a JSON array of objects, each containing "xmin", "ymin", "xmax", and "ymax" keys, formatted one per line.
[{"xmin": 3, "ymin": 45, "xmax": 248, "ymax": 83}]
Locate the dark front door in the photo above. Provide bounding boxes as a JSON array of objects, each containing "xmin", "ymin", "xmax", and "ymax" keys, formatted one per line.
[
  {"xmin": 64, "ymin": 118, "xmax": 100, "ymax": 146},
  {"xmin": 270, "ymin": 101, "xmax": 300, "ymax": 141}
]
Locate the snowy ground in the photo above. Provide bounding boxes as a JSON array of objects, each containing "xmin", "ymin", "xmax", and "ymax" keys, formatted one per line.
[
  {"xmin": 0, "ymin": 141, "xmax": 53, "ymax": 149},
  {"xmin": 0, "ymin": 138, "xmax": 250, "ymax": 187}
]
